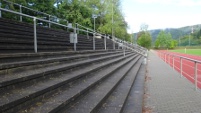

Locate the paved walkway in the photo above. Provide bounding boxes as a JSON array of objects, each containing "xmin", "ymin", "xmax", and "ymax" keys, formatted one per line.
[{"xmin": 144, "ymin": 50, "xmax": 201, "ymax": 113}]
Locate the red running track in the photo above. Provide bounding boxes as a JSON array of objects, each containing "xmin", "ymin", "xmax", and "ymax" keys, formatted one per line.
[{"xmin": 156, "ymin": 50, "xmax": 201, "ymax": 89}]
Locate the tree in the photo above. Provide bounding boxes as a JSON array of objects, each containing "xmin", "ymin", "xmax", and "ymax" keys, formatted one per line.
[
  {"xmin": 155, "ymin": 31, "xmax": 177, "ymax": 49},
  {"xmin": 137, "ymin": 31, "xmax": 152, "ymax": 49},
  {"xmin": 2, "ymin": 0, "xmax": 130, "ymax": 41},
  {"xmin": 169, "ymin": 40, "xmax": 178, "ymax": 49}
]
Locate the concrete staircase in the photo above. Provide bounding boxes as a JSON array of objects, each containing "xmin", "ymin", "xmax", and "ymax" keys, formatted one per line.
[
  {"xmin": 0, "ymin": 18, "xmax": 117, "ymax": 53},
  {"xmin": 0, "ymin": 18, "xmax": 146, "ymax": 113}
]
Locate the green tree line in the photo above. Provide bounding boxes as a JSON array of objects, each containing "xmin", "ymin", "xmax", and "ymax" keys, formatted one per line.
[
  {"xmin": 154, "ymin": 31, "xmax": 177, "ymax": 49},
  {"xmin": 0, "ymin": 0, "xmax": 131, "ymax": 42},
  {"xmin": 178, "ymin": 29, "xmax": 201, "ymax": 46}
]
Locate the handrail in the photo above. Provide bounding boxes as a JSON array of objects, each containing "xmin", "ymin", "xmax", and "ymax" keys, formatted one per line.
[
  {"xmin": 78, "ymin": 28, "xmax": 94, "ymax": 34},
  {"xmin": 76, "ymin": 23, "xmax": 106, "ymax": 37},
  {"xmin": 158, "ymin": 51, "xmax": 201, "ymax": 91},
  {"xmin": 0, "ymin": 8, "xmax": 69, "ymax": 28},
  {"xmin": 76, "ymin": 23, "xmax": 94, "ymax": 32},
  {"xmin": 160, "ymin": 51, "xmax": 201, "ymax": 63},
  {"xmin": 2, "ymin": 0, "xmax": 68, "ymax": 22}
]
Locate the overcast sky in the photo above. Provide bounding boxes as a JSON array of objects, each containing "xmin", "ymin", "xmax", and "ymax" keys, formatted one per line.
[{"xmin": 122, "ymin": 0, "xmax": 201, "ymax": 33}]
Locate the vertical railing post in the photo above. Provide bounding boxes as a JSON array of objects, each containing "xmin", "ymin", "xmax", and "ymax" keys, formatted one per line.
[
  {"xmin": 93, "ymin": 33, "xmax": 95, "ymax": 50},
  {"xmin": 19, "ymin": 5, "xmax": 22, "ymax": 22},
  {"xmin": 168, "ymin": 54, "xmax": 170, "ymax": 65},
  {"xmin": 123, "ymin": 44, "xmax": 125, "ymax": 57},
  {"xmin": 173, "ymin": 56, "xmax": 175, "ymax": 70},
  {"xmin": 48, "ymin": 15, "xmax": 51, "ymax": 28},
  {"xmin": 33, "ymin": 17, "xmax": 37, "ymax": 53},
  {"xmin": 73, "ymin": 27, "xmax": 77, "ymax": 51},
  {"xmin": 104, "ymin": 34, "xmax": 106, "ymax": 50},
  {"xmin": 165, "ymin": 54, "xmax": 166, "ymax": 63},
  {"xmin": 0, "ymin": 2, "xmax": 1, "ymax": 18},
  {"xmin": 195, "ymin": 61, "xmax": 198, "ymax": 91},
  {"xmin": 66, "ymin": 21, "xmax": 68, "ymax": 31},
  {"xmin": 180, "ymin": 57, "xmax": 182, "ymax": 78},
  {"xmin": 87, "ymin": 29, "xmax": 89, "ymax": 39},
  {"xmin": 113, "ymin": 36, "xmax": 115, "ymax": 50},
  {"xmin": 76, "ymin": 24, "xmax": 79, "ymax": 34}
]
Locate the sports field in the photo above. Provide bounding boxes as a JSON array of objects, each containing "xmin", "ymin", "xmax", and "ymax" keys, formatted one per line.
[{"xmin": 170, "ymin": 49, "xmax": 201, "ymax": 56}]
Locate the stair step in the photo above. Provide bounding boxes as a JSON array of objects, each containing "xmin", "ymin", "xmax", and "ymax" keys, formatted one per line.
[
  {"xmin": 0, "ymin": 50, "xmax": 118, "ymax": 63},
  {"xmin": 0, "ymin": 51, "xmax": 120, "ymax": 70},
  {"xmin": 0, "ymin": 53, "xmax": 135, "ymax": 112},
  {"xmin": 60, "ymin": 55, "xmax": 141, "ymax": 113},
  {"xmin": 122, "ymin": 61, "xmax": 146, "ymax": 113},
  {"xmin": 14, "ymin": 54, "xmax": 137, "ymax": 113},
  {"xmin": 96, "ymin": 57, "xmax": 143, "ymax": 113},
  {"xmin": 0, "ymin": 51, "xmax": 122, "ymax": 70},
  {"xmin": 0, "ymin": 19, "xmax": 69, "ymax": 36},
  {"xmin": 0, "ymin": 52, "xmax": 130, "ymax": 88}
]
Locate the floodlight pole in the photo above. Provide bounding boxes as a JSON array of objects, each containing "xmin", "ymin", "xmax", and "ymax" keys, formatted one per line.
[
  {"xmin": 112, "ymin": 0, "xmax": 115, "ymax": 49},
  {"xmin": 189, "ymin": 27, "xmax": 194, "ymax": 46},
  {"xmin": 189, "ymin": 34, "xmax": 190, "ymax": 46},
  {"xmin": 94, "ymin": 17, "xmax": 95, "ymax": 32}
]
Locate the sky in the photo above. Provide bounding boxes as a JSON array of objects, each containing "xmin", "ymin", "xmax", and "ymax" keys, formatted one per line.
[{"xmin": 122, "ymin": 0, "xmax": 201, "ymax": 33}]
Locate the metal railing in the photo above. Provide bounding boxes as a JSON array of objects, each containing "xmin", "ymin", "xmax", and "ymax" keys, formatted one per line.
[
  {"xmin": 157, "ymin": 51, "xmax": 201, "ymax": 91},
  {"xmin": 0, "ymin": 1, "xmax": 147, "ymax": 56},
  {"xmin": 76, "ymin": 23, "xmax": 97, "ymax": 50},
  {"xmin": 0, "ymin": 7, "xmax": 73, "ymax": 53},
  {"xmin": 1, "ymin": 0, "xmax": 68, "ymax": 27}
]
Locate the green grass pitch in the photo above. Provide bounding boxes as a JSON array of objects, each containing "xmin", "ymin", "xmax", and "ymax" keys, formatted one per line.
[{"xmin": 170, "ymin": 49, "xmax": 201, "ymax": 56}]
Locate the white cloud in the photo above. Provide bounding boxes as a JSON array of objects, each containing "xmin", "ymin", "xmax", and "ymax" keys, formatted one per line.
[
  {"xmin": 122, "ymin": 0, "xmax": 201, "ymax": 33},
  {"xmin": 178, "ymin": 0, "xmax": 201, "ymax": 7},
  {"xmin": 125, "ymin": 12, "xmax": 201, "ymax": 33},
  {"xmin": 134, "ymin": 0, "xmax": 201, "ymax": 6}
]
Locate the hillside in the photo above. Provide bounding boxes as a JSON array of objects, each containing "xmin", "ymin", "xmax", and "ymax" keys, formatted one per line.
[{"xmin": 134, "ymin": 24, "xmax": 201, "ymax": 42}]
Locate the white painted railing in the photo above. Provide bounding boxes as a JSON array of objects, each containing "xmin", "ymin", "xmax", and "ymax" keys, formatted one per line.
[{"xmin": 158, "ymin": 51, "xmax": 201, "ymax": 91}]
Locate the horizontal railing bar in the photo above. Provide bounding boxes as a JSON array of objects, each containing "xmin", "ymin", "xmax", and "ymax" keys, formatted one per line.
[
  {"xmin": 182, "ymin": 71, "xmax": 195, "ymax": 80},
  {"xmin": 160, "ymin": 52, "xmax": 201, "ymax": 63},
  {"xmin": 77, "ymin": 28, "xmax": 94, "ymax": 34},
  {"xmin": 0, "ymin": 8, "xmax": 70, "ymax": 28},
  {"xmin": 2, "ymin": 0, "xmax": 67, "ymax": 22},
  {"xmin": 76, "ymin": 23, "xmax": 108, "ymax": 38},
  {"xmin": 76, "ymin": 23, "xmax": 93, "ymax": 32}
]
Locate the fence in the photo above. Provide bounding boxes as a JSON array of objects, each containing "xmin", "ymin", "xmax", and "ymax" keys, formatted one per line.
[
  {"xmin": 0, "ymin": 0, "xmax": 68, "ymax": 27},
  {"xmin": 157, "ymin": 51, "xmax": 201, "ymax": 91}
]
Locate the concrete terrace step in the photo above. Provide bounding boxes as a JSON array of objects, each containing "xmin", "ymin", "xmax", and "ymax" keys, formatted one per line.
[
  {"xmin": 0, "ymin": 20, "xmax": 70, "ymax": 36},
  {"xmin": 0, "ymin": 29, "xmax": 69, "ymax": 41},
  {"xmin": 0, "ymin": 44, "xmax": 72, "ymax": 51},
  {"xmin": 61, "ymin": 55, "xmax": 142, "ymax": 113},
  {"xmin": 0, "ymin": 18, "xmax": 117, "ymax": 53},
  {"xmin": 0, "ymin": 52, "xmax": 136, "ymax": 112},
  {"xmin": 0, "ymin": 34, "xmax": 69, "ymax": 43},
  {"xmin": 96, "ymin": 57, "xmax": 143, "ymax": 113},
  {"xmin": 14, "ymin": 54, "xmax": 138, "ymax": 113},
  {"xmin": 0, "ymin": 51, "xmax": 131, "ymax": 88},
  {"xmin": 0, "ymin": 50, "xmax": 118, "ymax": 62},
  {"xmin": 0, "ymin": 17, "xmax": 146, "ymax": 113},
  {"xmin": 122, "ymin": 61, "xmax": 146, "ymax": 113},
  {"xmin": 0, "ymin": 51, "xmax": 123, "ymax": 70}
]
